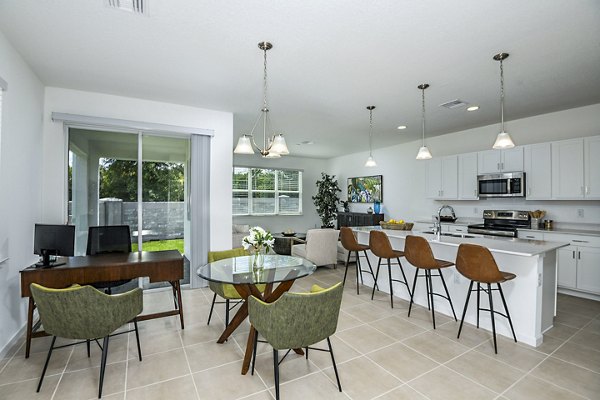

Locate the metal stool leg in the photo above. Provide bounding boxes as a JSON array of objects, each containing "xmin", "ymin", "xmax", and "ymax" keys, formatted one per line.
[
  {"xmin": 476, "ymin": 283, "xmax": 481, "ymax": 328},
  {"xmin": 387, "ymin": 258, "xmax": 394, "ymax": 308},
  {"xmin": 497, "ymin": 283, "xmax": 517, "ymax": 342},
  {"xmin": 342, "ymin": 251, "xmax": 351, "ymax": 287},
  {"xmin": 487, "ymin": 283, "xmax": 498, "ymax": 354},
  {"xmin": 457, "ymin": 281, "xmax": 474, "ymax": 339},
  {"xmin": 99, "ymin": 335, "xmax": 110, "ymax": 398},
  {"xmin": 439, "ymin": 270, "xmax": 457, "ymax": 321},
  {"xmin": 427, "ymin": 270, "xmax": 437, "ymax": 329},
  {"xmin": 37, "ymin": 336, "xmax": 57, "ymax": 392},
  {"xmin": 408, "ymin": 267, "xmax": 419, "ymax": 317},
  {"xmin": 396, "ymin": 258, "xmax": 412, "ymax": 297},
  {"xmin": 327, "ymin": 337, "xmax": 342, "ymax": 392},
  {"xmin": 363, "ymin": 250, "xmax": 378, "ymax": 291},
  {"xmin": 355, "ymin": 251, "xmax": 361, "ymax": 295},
  {"xmin": 371, "ymin": 258, "xmax": 382, "ymax": 300},
  {"xmin": 225, "ymin": 299, "xmax": 230, "ymax": 327},
  {"xmin": 273, "ymin": 349, "xmax": 280, "ymax": 400}
]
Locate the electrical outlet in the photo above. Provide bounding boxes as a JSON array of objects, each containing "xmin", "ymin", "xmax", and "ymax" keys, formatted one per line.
[{"xmin": 577, "ymin": 209, "xmax": 584, "ymax": 218}]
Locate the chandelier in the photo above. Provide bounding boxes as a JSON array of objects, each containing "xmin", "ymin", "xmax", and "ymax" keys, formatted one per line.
[
  {"xmin": 415, "ymin": 83, "xmax": 432, "ymax": 160},
  {"xmin": 234, "ymin": 41, "xmax": 289, "ymax": 158}
]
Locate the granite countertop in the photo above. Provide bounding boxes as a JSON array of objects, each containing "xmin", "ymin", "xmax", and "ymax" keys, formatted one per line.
[{"xmin": 352, "ymin": 226, "xmax": 569, "ymax": 257}]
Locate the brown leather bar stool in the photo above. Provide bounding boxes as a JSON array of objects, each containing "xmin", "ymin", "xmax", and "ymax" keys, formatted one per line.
[
  {"xmin": 340, "ymin": 227, "xmax": 379, "ymax": 295},
  {"xmin": 455, "ymin": 243, "xmax": 517, "ymax": 354},
  {"xmin": 368, "ymin": 230, "xmax": 411, "ymax": 308},
  {"xmin": 404, "ymin": 235, "xmax": 457, "ymax": 329}
]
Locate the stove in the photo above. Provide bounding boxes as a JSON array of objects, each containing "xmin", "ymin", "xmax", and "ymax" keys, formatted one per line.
[{"xmin": 467, "ymin": 210, "xmax": 530, "ymax": 238}]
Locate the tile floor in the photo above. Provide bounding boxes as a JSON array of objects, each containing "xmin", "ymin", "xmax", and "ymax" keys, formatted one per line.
[{"xmin": 1, "ymin": 265, "xmax": 599, "ymax": 399}]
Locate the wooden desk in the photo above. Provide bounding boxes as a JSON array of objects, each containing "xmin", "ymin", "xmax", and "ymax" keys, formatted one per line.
[{"xmin": 20, "ymin": 250, "xmax": 184, "ymax": 358}]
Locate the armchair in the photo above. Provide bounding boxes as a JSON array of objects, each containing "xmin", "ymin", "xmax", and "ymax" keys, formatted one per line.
[
  {"xmin": 291, "ymin": 228, "xmax": 340, "ymax": 267},
  {"xmin": 30, "ymin": 283, "xmax": 143, "ymax": 398}
]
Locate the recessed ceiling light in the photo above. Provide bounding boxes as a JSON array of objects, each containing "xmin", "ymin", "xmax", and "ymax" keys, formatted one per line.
[
  {"xmin": 397, "ymin": 125, "xmax": 407, "ymax": 130},
  {"xmin": 467, "ymin": 105, "xmax": 480, "ymax": 111}
]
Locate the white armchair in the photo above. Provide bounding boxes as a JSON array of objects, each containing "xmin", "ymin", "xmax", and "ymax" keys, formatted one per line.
[{"xmin": 291, "ymin": 229, "xmax": 340, "ymax": 267}]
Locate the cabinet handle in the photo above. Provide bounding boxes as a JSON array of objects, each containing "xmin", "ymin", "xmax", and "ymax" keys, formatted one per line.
[
  {"xmin": 525, "ymin": 235, "xmax": 534, "ymax": 238},
  {"xmin": 497, "ymin": 163, "xmax": 500, "ymax": 170},
  {"xmin": 572, "ymin": 240, "xmax": 588, "ymax": 243},
  {"xmin": 572, "ymin": 250, "xmax": 575, "ymax": 259},
  {"xmin": 578, "ymin": 251, "xmax": 581, "ymax": 260}
]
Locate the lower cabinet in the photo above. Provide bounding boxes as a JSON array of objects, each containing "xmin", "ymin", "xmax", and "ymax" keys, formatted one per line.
[
  {"xmin": 577, "ymin": 246, "xmax": 600, "ymax": 293},
  {"xmin": 557, "ymin": 247, "xmax": 577, "ymax": 289}
]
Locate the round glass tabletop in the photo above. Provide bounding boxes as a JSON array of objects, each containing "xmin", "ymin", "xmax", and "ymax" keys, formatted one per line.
[{"xmin": 197, "ymin": 255, "xmax": 316, "ymax": 285}]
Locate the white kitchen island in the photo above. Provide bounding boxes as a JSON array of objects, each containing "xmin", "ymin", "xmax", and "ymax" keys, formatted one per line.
[{"xmin": 353, "ymin": 227, "xmax": 569, "ymax": 347}]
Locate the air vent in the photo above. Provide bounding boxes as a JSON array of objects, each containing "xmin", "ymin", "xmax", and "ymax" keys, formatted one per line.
[
  {"xmin": 439, "ymin": 99, "xmax": 468, "ymax": 109},
  {"xmin": 107, "ymin": 0, "xmax": 148, "ymax": 15}
]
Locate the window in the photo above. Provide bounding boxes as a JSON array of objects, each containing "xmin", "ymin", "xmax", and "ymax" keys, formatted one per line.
[{"xmin": 233, "ymin": 167, "xmax": 302, "ymax": 215}]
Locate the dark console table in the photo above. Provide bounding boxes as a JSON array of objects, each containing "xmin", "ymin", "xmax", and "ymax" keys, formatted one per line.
[
  {"xmin": 337, "ymin": 212, "xmax": 385, "ymax": 229},
  {"xmin": 273, "ymin": 233, "xmax": 306, "ymax": 255}
]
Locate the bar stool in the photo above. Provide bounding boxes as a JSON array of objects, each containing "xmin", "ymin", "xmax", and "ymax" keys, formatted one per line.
[
  {"xmin": 368, "ymin": 230, "xmax": 411, "ymax": 308},
  {"xmin": 404, "ymin": 235, "xmax": 457, "ymax": 329},
  {"xmin": 455, "ymin": 243, "xmax": 517, "ymax": 354},
  {"xmin": 340, "ymin": 227, "xmax": 379, "ymax": 295}
]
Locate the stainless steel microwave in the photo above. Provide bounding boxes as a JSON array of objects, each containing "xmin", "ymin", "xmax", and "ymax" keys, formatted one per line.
[{"xmin": 477, "ymin": 172, "xmax": 526, "ymax": 198}]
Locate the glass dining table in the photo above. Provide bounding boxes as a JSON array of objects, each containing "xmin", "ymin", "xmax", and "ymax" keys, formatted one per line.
[{"xmin": 197, "ymin": 254, "xmax": 316, "ymax": 374}]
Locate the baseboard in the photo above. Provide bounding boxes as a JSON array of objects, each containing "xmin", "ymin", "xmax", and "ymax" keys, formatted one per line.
[
  {"xmin": 0, "ymin": 319, "xmax": 29, "ymax": 360},
  {"xmin": 558, "ymin": 287, "xmax": 600, "ymax": 302}
]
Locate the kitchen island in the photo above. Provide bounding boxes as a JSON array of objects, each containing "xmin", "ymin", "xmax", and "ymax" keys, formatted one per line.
[{"xmin": 353, "ymin": 227, "xmax": 569, "ymax": 347}]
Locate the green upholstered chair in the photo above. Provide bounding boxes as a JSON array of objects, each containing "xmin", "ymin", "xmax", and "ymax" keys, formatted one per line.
[
  {"xmin": 248, "ymin": 282, "xmax": 344, "ymax": 400},
  {"xmin": 206, "ymin": 248, "xmax": 266, "ymax": 326},
  {"xmin": 30, "ymin": 283, "xmax": 143, "ymax": 399}
]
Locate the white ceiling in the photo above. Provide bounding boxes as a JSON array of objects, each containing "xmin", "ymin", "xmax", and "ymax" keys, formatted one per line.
[{"xmin": 1, "ymin": 0, "xmax": 599, "ymax": 158}]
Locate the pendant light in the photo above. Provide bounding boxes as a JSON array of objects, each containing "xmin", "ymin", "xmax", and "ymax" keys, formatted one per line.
[
  {"xmin": 416, "ymin": 84, "xmax": 432, "ymax": 160},
  {"xmin": 364, "ymin": 106, "xmax": 377, "ymax": 167},
  {"xmin": 234, "ymin": 41, "xmax": 290, "ymax": 157},
  {"xmin": 492, "ymin": 52, "xmax": 515, "ymax": 149}
]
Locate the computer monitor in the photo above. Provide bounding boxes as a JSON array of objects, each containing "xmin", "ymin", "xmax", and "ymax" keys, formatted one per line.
[{"xmin": 33, "ymin": 224, "xmax": 75, "ymax": 267}]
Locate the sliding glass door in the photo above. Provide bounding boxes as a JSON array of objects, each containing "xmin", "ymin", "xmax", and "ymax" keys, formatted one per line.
[{"xmin": 68, "ymin": 128, "xmax": 191, "ymax": 288}]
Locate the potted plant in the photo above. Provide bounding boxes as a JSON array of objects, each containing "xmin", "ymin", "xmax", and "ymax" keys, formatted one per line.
[{"xmin": 312, "ymin": 173, "xmax": 341, "ymax": 228}]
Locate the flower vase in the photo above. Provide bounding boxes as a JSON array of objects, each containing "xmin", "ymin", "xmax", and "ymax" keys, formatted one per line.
[
  {"xmin": 252, "ymin": 248, "xmax": 265, "ymax": 271},
  {"xmin": 374, "ymin": 201, "xmax": 381, "ymax": 214}
]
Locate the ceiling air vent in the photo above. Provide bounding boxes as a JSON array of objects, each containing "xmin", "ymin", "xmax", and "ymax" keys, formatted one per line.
[
  {"xmin": 439, "ymin": 99, "xmax": 468, "ymax": 109},
  {"xmin": 107, "ymin": 0, "xmax": 148, "ymax": 15}
]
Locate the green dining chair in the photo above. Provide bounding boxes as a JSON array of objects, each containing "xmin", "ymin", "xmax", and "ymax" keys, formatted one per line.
[
  {"xmin": 206, "ymin": 248, "xmax": 266, "ymax": 326},
  {"xmin": 248, "ymin": 282, "xmax": 344, "ymax": 400},
  {"xmin": 30, "ymin": 283, "xmax": 143, "ymax": 399}
]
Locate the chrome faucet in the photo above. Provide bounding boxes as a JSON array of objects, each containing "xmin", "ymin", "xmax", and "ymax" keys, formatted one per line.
[{"xmin": 434, "ymin": 205, "xmax": 456, "ymax": 239}]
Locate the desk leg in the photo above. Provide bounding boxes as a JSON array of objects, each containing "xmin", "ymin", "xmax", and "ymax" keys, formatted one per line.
[
  {"xmin": 174, "ymin": 281, "xmax": 185, "ymax": 329},
  {"xmin": 26, "ymin": 297, "xmax": 34, "ymax": 358}
]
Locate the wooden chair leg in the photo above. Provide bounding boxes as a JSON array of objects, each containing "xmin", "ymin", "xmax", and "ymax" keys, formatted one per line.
[
  {"xmin": 37, "ymin": 336, "xmax": 57, "ymax": 392},
  {"xmin": 273, "ymin": 349, "xmax": 280, "ymax": 400},
  {"xmin": 327, "ymin": 337, "xmax": 342, "ymax": 392},
  {"xmin": 99, "ymin": 336, "xmax": 110, "ymax": 399},
  {"xmin": 207, "ymin": 293, "xmax": 217, "ymax": 325}
]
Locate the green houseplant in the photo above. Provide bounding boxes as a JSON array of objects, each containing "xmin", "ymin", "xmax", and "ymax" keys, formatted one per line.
[{"xmin": 312, "ymin": 173, "xmax": 342, "ymax": 228}]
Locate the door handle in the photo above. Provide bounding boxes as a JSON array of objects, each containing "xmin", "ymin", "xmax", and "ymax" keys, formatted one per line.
[
  {"xmin": 572, "ymin": 250, "xmax": 575, "ymax": 259},
  {"xmin": 578, "ymin": 251, "xmax": 581, "ymax": 260}
]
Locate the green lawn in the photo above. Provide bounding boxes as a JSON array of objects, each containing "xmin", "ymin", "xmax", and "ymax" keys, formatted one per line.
[{"xmin": 132, "ymin": 239, "xmax": 184, "ymax": 254}]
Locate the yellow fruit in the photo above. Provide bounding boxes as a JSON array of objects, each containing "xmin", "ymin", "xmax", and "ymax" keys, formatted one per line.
[
  {"xmin": 398, "ymin": 219, "xmax": 404, "ymax": 224},
  {"xmin": 388, "ymin": 219, "xmax": 395, "ymax": 223}
]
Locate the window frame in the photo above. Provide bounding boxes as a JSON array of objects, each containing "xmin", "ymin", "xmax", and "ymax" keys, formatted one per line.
[{"xmin": 233, "ymin": 166, "xmax": 303, "ymax": 216}]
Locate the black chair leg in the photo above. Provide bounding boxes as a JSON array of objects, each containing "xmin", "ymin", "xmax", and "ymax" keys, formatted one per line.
[
  {"xmin": 439, "ymin": 270, "xmax": 457, "ymax": 321},
  {"xmin": 225, "ymin": 299, "xmax": 230, "ymax": 327},
  {"xmin": 363, "ymin": 251, "xmax": 378, "ymax": 291},
  {"xmin": 207, "ymin": 293, "xmax": 217, "ymax": 325},
  {"xmin": 457, "ymin": 281, "xmax": 474, "ymax": 339},
  {"xmin": 342, "ymin": 251, "xmax": 351, "ymax": 287},
  {"xmin": 251, "ymin": 331, "xmax": 259, "ymax": 375},
  {"xmin": 87, "ymin": 339, "xmax": 91, "ymax": 358},
  {"xmin": 99, "ymin": 336, "xmax": 110, "ymax": 399},
  {"xmin": 387, "ymin": 258, "xmax": 394, "ymax": 308},
  {"xmin": 305, "ymin": 346, "xmax": 309, "ymax": 360},
  {"xmin": 487, "ymin": 283, "xmax": 498, "ymax": 354},
  {"xmin": 396, "ymin": 258, "xmax": 412, "ymax": 298},
  {"xmin": 371, "ymin": 258, "xmax": 382, "ymax": 300},
  {"xmin": 407, "ymin": 267, "xmax": 419, "ymax": 317},
  {"xmin": 355, "ymin": 252, "xmax": 362, "ymax": 295},
  {"xmin": 37, "ymin": 336, "xmax": 57, "ymax": 392},
  {"xmin": 476, "ymin": 283, "xmax": 481, "ymax": 328},
  {"xmin": 134, "ymin": 320, "xmax": 142, "ymax": 361},
  {"xmin": 327, "ymin": 337, "xmax": 342, "ymax": 392},
  {"xmin": 424, "ymin": 269, "xmax": 431, "ymax": 310},
  {"xmin": 273, "ymin": 349, "xmax": 280, "ymax": 400},
  {"xmin": 498, "ymin": 283, "xmax": 517, "ymax": 342},
  {"xmin": 427, "ymin": 270, "xmax": 437, "ymax": 329}
]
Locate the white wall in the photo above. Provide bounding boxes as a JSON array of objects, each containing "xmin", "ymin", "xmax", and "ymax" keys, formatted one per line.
[
  {"xmin": 42, "ymin": 88, "xmax": 233, "ymax": 253},
  {"xmin": 233, "ymin": 154, "xmax": 329, "ymax": 234},
  {"xmin": 328, "ymin": 104, "xmax": 600, "ymax": 225},
  {"xmin": 0, "ymin": 30, "xmax": 45, "ymax": 356}
]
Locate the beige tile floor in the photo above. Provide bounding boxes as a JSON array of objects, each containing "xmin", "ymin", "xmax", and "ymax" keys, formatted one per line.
[{"xmin": 1, "ymin": 264, "xmax": 599, "ymax": 399}]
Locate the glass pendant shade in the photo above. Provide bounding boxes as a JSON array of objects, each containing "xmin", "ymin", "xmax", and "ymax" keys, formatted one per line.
[
  {"xmin": 493, "ymin": 131, "xmax": 515, "ymax": 149},
  {"xmin": 270, "ymin": 134, "xmax": 289, "ymax": 155},
  {"xmin": 234, "ymin": 135, "xmax": 255, "ymax": 154},
  {"xmin": 416, "ymin": 146, "xmax": 432, "ymax": 160},
  {"xmin": 365, "ymin": 155, "xmax": 377, "ymax": 167}
]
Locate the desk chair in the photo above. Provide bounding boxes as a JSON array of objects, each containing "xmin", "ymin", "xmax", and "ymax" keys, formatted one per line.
[
  {"xmin": 207, "ymin": 248, "xmax": 266, "ymax": 327},
  {"xmin": 31, "ymin": 283, "xmax": 143, "ymax": 399},
  {"xmin": 248, "ymin": 283, "xmax": 344, "ymax": 400},
  {"xmin": 86, "ymin": 225, "xmax": 134, "ymax": 294}
]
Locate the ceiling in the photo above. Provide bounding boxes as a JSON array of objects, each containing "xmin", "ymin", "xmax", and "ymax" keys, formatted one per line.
[{"xmin": 1, "ymin": 1, "xmax": 599, "ymax": 158}]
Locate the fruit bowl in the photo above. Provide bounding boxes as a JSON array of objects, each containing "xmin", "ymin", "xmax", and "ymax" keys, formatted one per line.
[
  {"xmin": 281, "ymin": 232, "xmax": 296, "ymax": 237},
  {"xmin": 379, "ymin": 221, "xmax": 414, "ymax": 230}
]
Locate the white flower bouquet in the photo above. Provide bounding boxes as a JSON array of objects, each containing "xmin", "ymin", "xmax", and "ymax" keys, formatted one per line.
[{"xmin": 242, "ymin": 226, "xmax": 274, "ymax": 254}]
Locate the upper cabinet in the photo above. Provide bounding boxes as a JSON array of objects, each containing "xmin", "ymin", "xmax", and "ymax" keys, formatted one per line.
[
  {"xmin": 478, "ymin": 147, "xmax": 523, "ymax": 174},
  {"xmin": 584, "ymin": 136, "xmax": 600, "ymax": 200},
  {"xmin": 524, "ymin": 143, "xmax": 552, "ymax": 200},
  {"xmin": 552, "ymin": 139, "xmax": 585, "ymax": 199},
  {"xmin": 458, "ymin": 153, "xmax": 479, "ymax": 200},
  {"xmin": 426, "ymin": 155, "xmax": 458, "ymax": 200}
]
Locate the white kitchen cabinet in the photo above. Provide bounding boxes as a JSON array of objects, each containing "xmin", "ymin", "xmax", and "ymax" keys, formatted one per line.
[
  {"xmin": 524, "ymin": 143, "xmax": 552, "ymax": 200},
  {"xmin": 584, "ymin": 135, "xmax": 600, "ymax": 200},
  {"xmin": 577, "ymin": 247, "xmax": 600, "ymax": 293},
  {"xmin": 426, "ymin": 156, "xmax": 458, "ymax": 200},
  {"xmin": 478, "ymin": 147, "xmax": 523, "ymax": 174},
  {"xmin": 557, "ymin": 247, "xmax": 577, "ymax": 289},
  {"xmin": 552, "ymin": 138, "xmax": 584, "ymax": 199},
  {"xmin": 518, "ymin": 231, "xmax": 545, "ymax": 240},
  {"xmin": 458, "ymin": 152, "xmax": 479, "ymax": 199}
]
